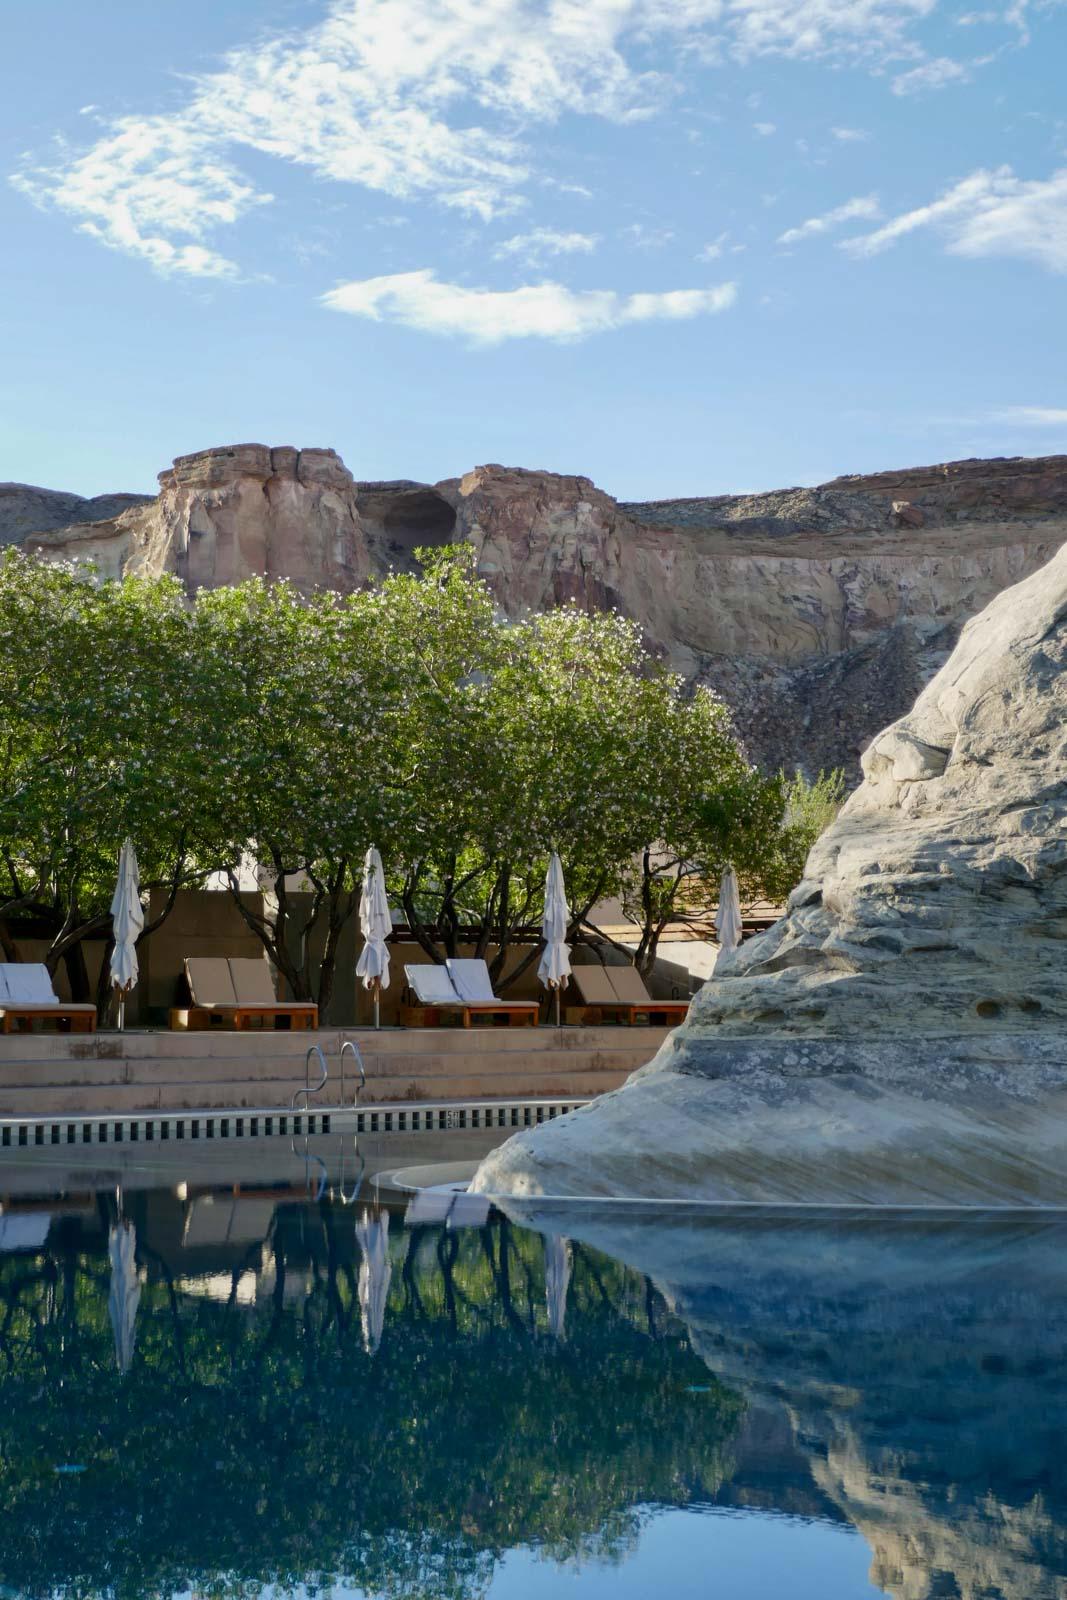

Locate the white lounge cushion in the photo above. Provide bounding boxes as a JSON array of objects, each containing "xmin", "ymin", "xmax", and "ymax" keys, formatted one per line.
[
  {"xmin": 446, "ymin": 959, "xmax": 533, "ymax": 1008},
  {"xmin": 446, "ymin": 958, "xmax": 496, "ymax": 1003},
  {"xmin": 0, "ymin": 1001, "xmax": 96, "ymax": 1012},
  {"xmin": 404, "ymin": 964, "xmax": 461, "ymax": 1005},
  {"xmin": 2, "ymin": 964, "xmax": 58, "ymax": 1005}
]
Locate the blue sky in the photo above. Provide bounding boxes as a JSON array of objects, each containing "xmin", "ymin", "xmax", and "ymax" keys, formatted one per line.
[{"xmin": 3, "ymin": 0, "xmax": 1066, "ymax": 501}]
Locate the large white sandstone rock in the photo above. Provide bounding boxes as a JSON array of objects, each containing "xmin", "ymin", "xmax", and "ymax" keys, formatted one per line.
[{"xmin": 475, "ymin": 541, "xmax": 1067, "ymax": 1205}]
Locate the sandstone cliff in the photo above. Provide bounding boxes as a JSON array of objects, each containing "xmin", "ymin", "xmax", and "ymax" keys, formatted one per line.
[
  {"xmin": 474, "ymin": 537, "xmax": 1067, "ymax": 1204},
  {"xmin": 16, "ymin": 445, "xmax": 1067, "ymax": 773},
  {"xmin": 0, "ymin": 482, "xmax": 151, "ymax": 547}
]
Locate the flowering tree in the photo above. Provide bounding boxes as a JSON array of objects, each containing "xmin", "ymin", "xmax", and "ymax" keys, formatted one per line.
[
  {"xmin": 0, "ymin": 545, "xmax": 805, "ymax": 1013},
  {"xmin": 191, "ymin": 581, "xmax": 407, "ymax": 1015},
  {"xmin": 0, "ymin": 553, "xmax": 217, "ymax": 1000}
]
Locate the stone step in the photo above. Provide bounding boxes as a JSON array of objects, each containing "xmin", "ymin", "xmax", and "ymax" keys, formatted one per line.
[
  {"xmin": 0, "ymin": 1023, "xmax": 670, "ymax": 1063},
  {"xmin": 0, "ymin": 1065, "xmax": 630, "ymax": 1116},
  {"xmin": 0, "ymin": 1042, "xmax": 655, "ymax": 1091}
]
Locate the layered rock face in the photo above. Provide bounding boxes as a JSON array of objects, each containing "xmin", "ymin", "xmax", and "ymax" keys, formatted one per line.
[
  {"xmin": 15, "ymin": 445, "xmax": 1067, "ymax": 772},
  {"xmin": 24, "ymin": 445, "xmax": 371, "ymax": 590},
  {"xmin": 475, "ymin": 540, "xmax": 1067, "ymax": 1204}
]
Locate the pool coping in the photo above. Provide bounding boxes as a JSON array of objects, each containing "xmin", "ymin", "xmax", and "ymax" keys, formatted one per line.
[{"xmin": 0, "ymin": 1095, "xmax": 588, "ymax": 1151}]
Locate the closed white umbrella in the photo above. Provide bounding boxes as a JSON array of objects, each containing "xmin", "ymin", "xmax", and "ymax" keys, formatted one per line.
[
  {"xmin": 538, "ymin": 852, "xmax": 571, "ymax": 1027},
  {"xmin": 356, "ymin": 1209, "xmax": 392, "ymax": 1355},
  {"xmin": 715, "ymin": 865, "xmax": 743, "ymax": 956},
  {"xmin": 355, "ymin": 847, "xmax": 392, "ymax": 1029},
  {"xmin": 109, "ymin": 841, "xmax": 144, "ymax": 1031},
  {"xmin": 108, "ymin": 1218, "xmax": 141, "ymax": 1375},
  {"xmin": 544, "ymin": 1234, "xmax": 571, "ymax": 1342}
]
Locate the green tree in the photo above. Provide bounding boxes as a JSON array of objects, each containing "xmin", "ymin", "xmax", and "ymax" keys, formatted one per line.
[
  {"xmin": 0, "ymin": 553, "xmax": 218, "ymax": 1001},
  {"xmin": 191, "ymin": 580, "xmax": 408, "ymax": 1016},
  {"xmin": 743, "ymin": 767, "xmax": 847, "ymax": 907}
]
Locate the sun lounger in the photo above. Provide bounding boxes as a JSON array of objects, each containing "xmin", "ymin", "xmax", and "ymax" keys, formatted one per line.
[
  {"xmin": 566, "ymin": 964, "xmax": 690, "ymax": 1026},
  {"xmin": 173, "ymin": 957, "xmax": 318, "ymax": 1031},
  {"xmin": 0, "ymin": 963, "xmax": 97, "ymax": 1034},
  {"xmin": 400, "ymin": 961, "xmax": 539, "ymax": 1028}
]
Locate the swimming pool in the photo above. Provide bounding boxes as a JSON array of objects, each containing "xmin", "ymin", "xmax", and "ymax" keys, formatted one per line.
[{"xmin": 0, "ymin": 1133, "xmax": 1063, "ymax": 1599}]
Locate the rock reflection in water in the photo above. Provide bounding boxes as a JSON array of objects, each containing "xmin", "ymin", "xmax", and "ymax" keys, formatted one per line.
[
  {"xmin": 0, "ymin": 1179, "xmax": 1063, "ymax": 1599},
  {"xmin": 498, "ymin": 1202, "xmax": 1067, "ymax": 1600}
]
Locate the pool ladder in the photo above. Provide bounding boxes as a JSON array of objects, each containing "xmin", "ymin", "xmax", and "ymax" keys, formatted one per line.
[{"xmin": 291, "ymin": 1039, "xmax": 366, "ymax": 1112}]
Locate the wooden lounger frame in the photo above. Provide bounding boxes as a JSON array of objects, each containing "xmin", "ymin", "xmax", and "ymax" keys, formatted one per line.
[
  {"xmin": 566, "ymin": 964, "xmax": 690, "ymax": 1027},
  {"xmin": 174, "ymin": 957, "xmax": 319, "ymax": 1031},
  {"xmin": 170, "ymin": 1003, "xmax": 319, "ymax": 1032},
  {"xmin": 0, "ymin": 1006, "xmax": 96, "ymax": 1035},
  {"xmin": 563, "ymin": 999, "xmax": 689, "ymax": 1026},
  {"xmin": 399, "ymin": 999, "xmax": 540, "ymax": 1029}
]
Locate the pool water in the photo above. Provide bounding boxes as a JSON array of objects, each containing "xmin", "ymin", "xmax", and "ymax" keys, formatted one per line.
[{"xmin": 0, "ymin": 1135, "xmax": 1064, "ymax": 1599}]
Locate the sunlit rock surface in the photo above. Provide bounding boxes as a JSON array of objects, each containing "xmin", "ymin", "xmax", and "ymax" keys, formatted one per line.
[{"xmin": 475, "ymin": 543, "xmax": 1067, "ymax": 1205}]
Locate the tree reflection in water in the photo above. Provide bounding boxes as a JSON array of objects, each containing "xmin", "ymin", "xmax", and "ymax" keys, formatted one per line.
[{"xmin": 0, "ymin": 1190, "xmax": 742, "ymax": 1600}]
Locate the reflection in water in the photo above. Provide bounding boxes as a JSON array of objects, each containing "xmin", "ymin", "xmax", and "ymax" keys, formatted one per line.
[{"xmin": 0, "ymin": 1172, "xmax": 1064, "ymax": 1600}]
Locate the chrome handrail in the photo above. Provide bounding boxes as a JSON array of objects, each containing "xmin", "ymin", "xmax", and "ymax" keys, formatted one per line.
[
  {"xmin": 339, "ymin": 1040, "xmax": 366, "ymax": 1106},
  {"xmin": 291, "ymin": 1044, "xmax": 329, "ymax": 1112},
  {"xmin": 337, "ymin": 1137, "xmax": 366, "ymax": 1204},
  {"xmin": 289, "ymin": 1132, "xmax": 328, "ymax": 1200}
]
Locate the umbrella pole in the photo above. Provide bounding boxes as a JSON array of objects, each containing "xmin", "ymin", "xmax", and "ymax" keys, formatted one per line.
[
  {"xmin": 373, "ymin": 988, "xmax": 380, "ymax": 1030},
  {"xmin": 117, "ymin": 995, "xmax": 125, "ymax": 1032},
  {"xmin": 555, "ymin": 987, "xmax": 560, "ymax": 1029}
]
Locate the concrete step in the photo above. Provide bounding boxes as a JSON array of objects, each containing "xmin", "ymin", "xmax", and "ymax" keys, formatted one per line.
[
  {"xmin": 0, "ymin": 1041, "xmax": 657, "ymax": 1091},
  {"xmin": 0, "ymin": 1065, "xmax": 630, "ymax": 1116},
  {"xmin": 0, "ymin": 1023, "xmax": 671, "ymax": 1063}
]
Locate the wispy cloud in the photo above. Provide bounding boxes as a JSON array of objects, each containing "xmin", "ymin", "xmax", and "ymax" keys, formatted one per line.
[
  {"xmin": 778, "ymin": 193, "xmax": 881, "ymax": 245},
  {"xmin": 11, "ymin": 0, "xmax": 956, "ymax": 279},
  {"xmin": 891, "ymin": 56, "xmax": 969, "ymax": 93},
  {"xmin": 991, "ymin": 405, "xmax": 1067, "ymax": 424},
  {"xmin": 622, "ymin": 222, "xmax": 677, "ymax": 249},
  {"xmin": 842, "ymin": 165, "xmax": 1067, "ymax": 271},
  {"xmin": 831, "ymin": 125, "xmax": 872, "ymax": 141},
  {"xmin": 492, "ymin": 227, "xmax": 600, "ymax": 263},
  {"xmin": 754, "ymin": 121, "xmax": 777, "ymax": 136},
  {"xmin": 321, "ymin": 269, "xmax": 738, "ymax": 343}
]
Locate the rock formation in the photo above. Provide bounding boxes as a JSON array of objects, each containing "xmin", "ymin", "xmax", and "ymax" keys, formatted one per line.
[
  {"xmin": 474, "ymin": 539, "xmax": 1067, "ymax": 1205},
  {"xmin": 12, "ymin": 445, "xmax": 1067, "ymax": 773},
  {"xmin": 0, "ymin": 481, "xmax": 150, "ymax": 547}
]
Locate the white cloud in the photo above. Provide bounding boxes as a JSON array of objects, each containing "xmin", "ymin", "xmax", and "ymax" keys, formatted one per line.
[
  {"xmin": 754, "ymin": 121, "xmax": 777, "ymax": 136},
  {"xmin": 12, "ymin": 0, "xmax": 952, "ymax": 278},
  {"xmin": 777, "ymin": 193, "xmax": 881, "ymax": 245},
  {"xmin": 990, "ymin": 405, "xmax": 1067, "ymax": 424},
  {"xmin": 492, "ymin": 227, "xmax": 599, "ymax": 262},
  {"xmin": 322, "ymin": 268, "xmax": 738, "ymax": 343},
  {"xmin": 721, "ymin": 0, "xmax": 939, "ymax": 61},
  {"xmin": 697, "ymin": 231, "xmax": 729, "ymax": 260},
  {"xmin": 891, "ymin": 56, "xmax": 969, "ymax": 93},
  {"xmin": 10, "ymin": 119, "xmax": 258, "ymax": 278},
  {"xmin": 831, "ymin": 125, "xmax": 872, "ymax": 141},
  {"xmin": 622, "ymin": 222, "xmax": 677, "ymax": 249},
  {"xmin": 842, "ymin": 165, "xmax": 1067, "ymax": 271}
]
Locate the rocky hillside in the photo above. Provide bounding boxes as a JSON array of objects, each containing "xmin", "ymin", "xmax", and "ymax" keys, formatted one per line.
[
  {"xmin": 9, "ymin": 444, "xmax": 1067, "ymax": 774},
  {"xmin": 0, "ymin": 482, "xmax": 151, "ymax": 547}
]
